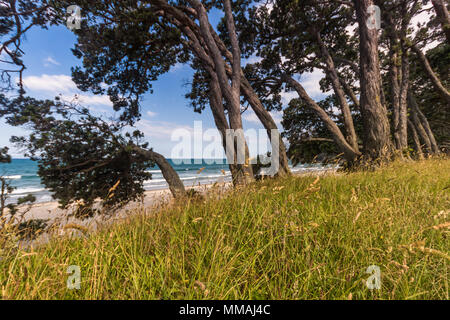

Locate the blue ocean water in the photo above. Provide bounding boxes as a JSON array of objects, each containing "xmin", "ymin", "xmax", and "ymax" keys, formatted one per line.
[{"xmin": 0, "ymin": 159, "xmax": 325, "ymax": 204}]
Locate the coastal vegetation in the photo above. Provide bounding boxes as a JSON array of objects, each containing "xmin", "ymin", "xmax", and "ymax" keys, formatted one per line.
[
  {"xmin": 1, "ymin": 0, "xmax": 449, "ymax": 215},
  {"xmin": 0, "ymin": 159, "xmax": 449, "ymax": 299},
  {"xmin": 0, "ymin": 0, "xmax": 449, "ymax": 301}
]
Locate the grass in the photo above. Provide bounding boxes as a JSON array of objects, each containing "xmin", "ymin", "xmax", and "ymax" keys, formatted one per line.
[{"xmin": 0, "ymin": 159, "xmax": 449, "ymax": 300}]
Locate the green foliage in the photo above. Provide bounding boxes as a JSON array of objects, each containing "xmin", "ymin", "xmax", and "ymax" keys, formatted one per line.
[
  {"xmin": 409, "ymin": 43, "xmax": 450, "ymax": 150},
  {"xmin": 2, "ymin": 96, "xmax": 153, "ymax": 215}
]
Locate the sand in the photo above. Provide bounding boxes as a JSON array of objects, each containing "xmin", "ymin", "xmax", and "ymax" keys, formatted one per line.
[{"xmin": 5, "ymin": 169, "xmax": 337, "ymax": 243}]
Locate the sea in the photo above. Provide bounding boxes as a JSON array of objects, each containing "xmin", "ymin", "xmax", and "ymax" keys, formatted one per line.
[{"xmin": 0, "ymin": 159, "xmax": 329, "ymax": 204}]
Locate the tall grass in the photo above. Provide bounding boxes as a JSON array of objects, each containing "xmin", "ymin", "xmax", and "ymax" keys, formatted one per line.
[{"xmin": 0, "ymin": 159, "xmax": 449, "ymax": 300}]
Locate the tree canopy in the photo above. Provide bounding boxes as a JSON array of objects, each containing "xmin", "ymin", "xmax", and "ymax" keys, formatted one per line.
[{"xmin": 0, "ymin": 0, "xmax": 448, "ymax": 216}]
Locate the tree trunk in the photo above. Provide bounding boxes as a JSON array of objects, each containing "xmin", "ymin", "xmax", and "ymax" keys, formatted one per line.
[
  {"xmin": 240, "ymin": 78, "xmax": 291, "ymax": 176},
  {"xmin": 408, "ymin": 92, "xmax": 440, "ymax": 154},
  {"xmin": 390, "ymin": 49, "xmax": 402, "ymax": 149},
  {"xmin": 408, "ymin": 119, "xmax": 424, "ymax": 159},
  {"xmin": 398, "ymin": 50, "xmax": 410, "ymax": 150},
  {"xmin": 134, "ymin": 147, "xmax": 186, "ymax": 198},
  {"xmin": 410, "ymin": 104, "xmax": 432, "ymax": 153},
  {"xmin": 354, "ymin": 0, "xmax": 393, "ymax": 161},
  {"xmin": 154, "ymin": 0, "xmax": 285, "ymax": 178},
  {"xmin": 431, "ymin": 0, "xmax": 450, "ymax": 44},
  {"xmin": 222, "ymin": 0, "xmax": 253, "ymax": 184},
  {"xmin": 189, "ymin": 0, "xmax": 254, "ymax": 184},
  {"xmin": 284, "ymin": 75, "xmax": 361, "ymax": 163},
  {"xmin": 340, "ymin": 77, "xmax": 360, "ymax": 109},
  {"xmin": 411, "ymin": 44, "xmax": 450, "ymax": 107},
  {"xmin": 316, "ymin": 32, "xmax": 359, "ymax": 152},
  {"xmin": 208, "ymin": 76, "xmax": 240, "ymax": 181},
  {"xmin": 207, "ymin": 25, "xmax": 292, "ymax": 177}
]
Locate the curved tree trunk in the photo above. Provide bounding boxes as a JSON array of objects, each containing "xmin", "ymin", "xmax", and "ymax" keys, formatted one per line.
[
  {"xmin": 408, "ymin": 119, "xmax": 424, "ymax": 159},
  {"xmin": 410, "ymin": 105, "xmax": 433, "ymax": 153},
  {"xmin": 284, "ymin": 75, "xmax": 361, "ymax": 163},
  {"xmin": 431, "ymin": 0, "xmax": 450, "ymax": 44},
  {"xmin": 190, "ymin": 0, "xmax": 254, "ymax": 185},
  {"xmin": 408, "ymin": 92, "xmax": 440, "ymax": 154},
  {"xmin": 240, "ymin": 78, "xmax": 291, "ymax": 176},
  {"xmin": 207, "ymin": 25, "xmax": 291, "ymax": 177},
  {"xmin": 316, "ymin": 32, "xmax": 359, "ymax": 152},
  {"xmin": 411, "ymin": 44, "xmax": 450, "ymax": 107},
  {"xmin": 208, "ymin": 76, "xmax": 240, "ymax": 182},
  {"xmin": 340, "ymin": 77, "xmax": 360, "ymax": 109},
  {"xmin": 133, "ymin": 147, "xmax": 186, "ymax": 199},
  {"xmin": 354, "ymin": 0, "xmax": 393, "ymax": 161},
  {"xmin": 398, "ymin": 50, "xmax": 410, "ymax": 150}
]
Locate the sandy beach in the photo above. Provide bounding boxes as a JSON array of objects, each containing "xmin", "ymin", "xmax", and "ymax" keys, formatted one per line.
[
  {"xmin": 6, "ymin": 181, "xmax": 233, "ymax": 239},
  {"xmin": 5, "ymin": 169, "xmax": 337, "ymax": 243}
]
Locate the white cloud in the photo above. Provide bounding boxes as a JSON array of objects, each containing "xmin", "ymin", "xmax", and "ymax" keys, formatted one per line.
[
  {"xmin": 243, "ymin": 111, "xmax": 260, "ymax": 123},
  {"xmin": 136, "ymin": 119, "xmax": 194, "ymax": 140},
  {"xmin": 22, "ymin": 74, "xmax": 76, "ymax": 93},
  {"xmin": 60, "ymin": 94, "xmax": 112, "ymax": 106},
  {"xmin": 169, "ymin": 63, "xmax": 186, "ymax": 73},
  {"xmin": 297, "ymin": 69, "xmax": 328, "ymax": 99},
  {"xmin": 43, "ymin": 56, "xmax": 60, "ymax": 67},
  {"xmin": 243, "ymin": 55, "xmax": 262, "ymax": 66},
  {"xmin": 21, "ymin": 74, "xmax": 113, "ymax": 107},
  {"xmin": 146, "ymin": 111, "xmax": 158, "ymax": 117},
  {"xmin": 280, "ymin": 91, "xmax": 298, "ymax": 105},
  {"xmin": 279, "ymin": 69, "xmax": 329, "ymax": 105}
]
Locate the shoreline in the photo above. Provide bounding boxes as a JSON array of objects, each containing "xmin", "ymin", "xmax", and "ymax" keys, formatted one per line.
[{"xmin": 8, "ymin": 168, "xmax": 338, "ymax": 241}]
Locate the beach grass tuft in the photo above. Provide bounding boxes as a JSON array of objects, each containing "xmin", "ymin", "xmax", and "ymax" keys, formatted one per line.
[{"xmin": 0, "ymin": 158, "xmax": 449, "ymax": 300}]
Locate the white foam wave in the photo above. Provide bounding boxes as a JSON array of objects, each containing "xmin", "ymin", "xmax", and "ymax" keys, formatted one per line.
[
  {"xmin": 4, "ymin": 175, "xmax": 22, "ymax": 180},
  {"xmin": 12, "ymin": 187, "xmax": 46, "ymax": 195}
]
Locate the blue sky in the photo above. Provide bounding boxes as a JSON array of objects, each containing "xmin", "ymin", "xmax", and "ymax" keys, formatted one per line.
[{"xmin": 1, "ymin": 18, "xmax": 328, "ymax": 159}]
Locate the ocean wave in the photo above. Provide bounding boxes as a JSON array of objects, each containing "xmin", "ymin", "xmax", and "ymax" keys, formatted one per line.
[
  {"xmin": 4, "ymin": 175, "xmax": 22, "ymax": 180},
  {"xmin": 144, "ymin": 178, "xmax": 167, "ymax": 184},
  {"xmin": 197, "ymin": 173, "xmax": 231, "ymax": 179},
  {"xmin": 12, "ymin": 187, "xmax": 46, "ymax": 195},
  {"xmin": 146, "ymin": 169, "xmax": 162, "ymax": 174},
  {"xmin": 38, "ymin": 195, "xmax": 53, "ymax": 202}
]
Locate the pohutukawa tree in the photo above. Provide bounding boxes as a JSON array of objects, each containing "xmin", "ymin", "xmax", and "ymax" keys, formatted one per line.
[
  {"xmin": 0, "ymin": 0, "xmax": 187, "ymax": 214},
  {"xmin": 51, "ymin": 0, "xmax": 291, "ymax": 185},
  {"xmin": 238, "ymin": 0, "xmax": 444, "ymax": 164},
  {"xmin": 378, "ymin": 0, "xmax": 446, "ymax": 156},
  {"xmin": 431, "ymin": 0, "xmax": 450, "ymax": 43},
  {"xmin": 1, "ymin": 0, "xmax": 448, "ymax": 215},
  {"xmin": 352, "ymin": 0, "xmax": 393, "ymax": 161},
  {"xmin": 1, "ymin": 96, "xmax": 186, "ymax": 216},
  {"xmin": 234, "ymin": 0, "xmax": 364, "ymax": 164}
]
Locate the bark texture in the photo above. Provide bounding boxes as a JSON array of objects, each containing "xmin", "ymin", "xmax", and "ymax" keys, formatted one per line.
[
  {"xmin": 411, "ymin": 44, "xmax": 450, "ymax": 107},
  {"xmin": 408, "ymin": 119, "xmax": 424, "ymax": 159},
  {"xmin": 431, "ymin": 0, "xmax": 450, "ymax": 43},
  {"xmin": 134, "ymin": 147, "xmax": 186, "ymax": 199},
  {"xmin": 354, "ymin": 0, "xmax": 393, "ymax": 161},
  {"xmin": 188, "ymin": 0, "xmax": 254, "ymax": 184},
  {"xmin": 316, "ymin": 32, "xmax": 359, "ymax": 152},
  {"xmin": 408, "ymin": 92, "xmax": 440, "ymax": 154}
]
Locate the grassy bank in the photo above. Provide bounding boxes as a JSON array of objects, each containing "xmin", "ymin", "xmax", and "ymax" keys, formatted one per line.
[{"xmin": 1, "ymin": 159, "xmax": 449, "ymax": 300}]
